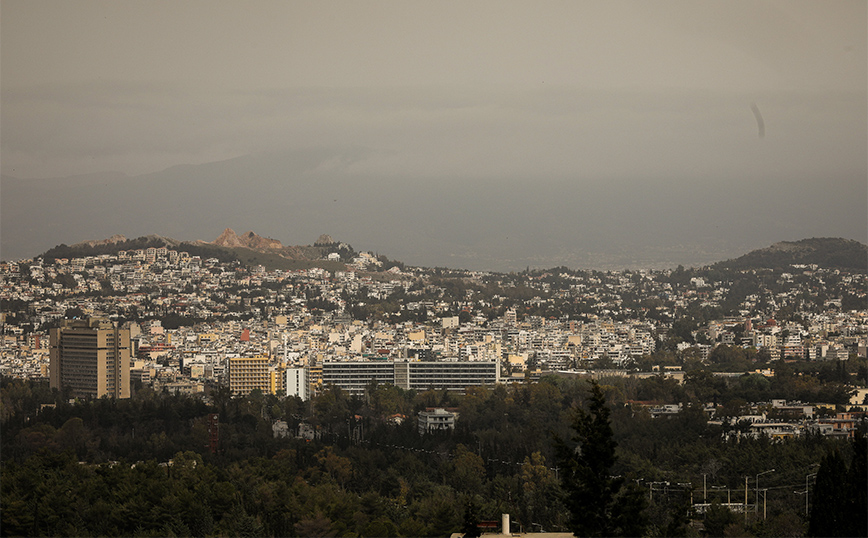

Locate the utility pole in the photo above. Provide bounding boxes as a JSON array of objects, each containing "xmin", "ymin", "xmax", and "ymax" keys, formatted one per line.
[
  {"xmin": 762, "ymin": 489, "xmax": 768, "ymax": 520},
  {"xmin": 795, "ymin": 489, "xmax": 807, "ymax": 515},
  {"xmin": 712, "ymin": 484, "xmax": 732, "ymax": 507},
  {"xmin": 744, "ymin": 476, "xmax": 749, "ymax": 525},
  {"xmin": 805, "ymin": 472, "xmax": 817, "ymax": 516},
  {"xmin": 756, "ymin": 469, "xmax": 774, "ymax": 515}
]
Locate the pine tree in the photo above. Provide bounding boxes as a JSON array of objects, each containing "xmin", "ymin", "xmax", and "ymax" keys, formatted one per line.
[{"xmin": 556, "ymin": 381, "xmax": 647, "ymax": 537}]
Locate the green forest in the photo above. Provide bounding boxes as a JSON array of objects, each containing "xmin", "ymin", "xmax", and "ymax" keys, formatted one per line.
[{"xmin": 1, "ymin": 374, "xmax": 865, "ymax": 537}]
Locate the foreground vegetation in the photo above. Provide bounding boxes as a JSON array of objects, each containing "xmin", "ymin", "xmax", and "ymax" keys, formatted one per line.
[{"xmin": 2, "ymin": 373, "xmax": 865, "ymax": 537}]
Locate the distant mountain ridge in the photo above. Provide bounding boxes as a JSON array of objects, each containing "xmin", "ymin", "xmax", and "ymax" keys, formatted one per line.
[
  {"xmin": 712, "ymin": 238, "xmax": 867, "ymax": 273},
  {"xmin": 30, "ymin": 233, "xmax": 868, "ymax": 274}
]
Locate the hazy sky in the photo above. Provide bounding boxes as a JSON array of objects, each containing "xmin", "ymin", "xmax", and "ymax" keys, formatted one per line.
[
  {"xmin": 1, "ymin": 1, "xmax": 866, "ymax": 268},
  {"xmin": 2, "ymin": 0, "xmax": 865, "ymax": 178}
]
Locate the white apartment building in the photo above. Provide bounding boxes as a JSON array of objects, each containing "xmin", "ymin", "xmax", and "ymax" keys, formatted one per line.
[{"xmin": 285, "ymin": 367, "xmax": 310, "ymax": 401}]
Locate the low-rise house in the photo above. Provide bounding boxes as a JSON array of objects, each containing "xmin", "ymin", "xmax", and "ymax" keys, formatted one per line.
[{"xmin": 418, "ymin": 407, "xmax": 457, "ymax": 434}]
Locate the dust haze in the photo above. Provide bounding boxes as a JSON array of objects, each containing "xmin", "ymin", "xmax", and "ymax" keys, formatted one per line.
[{"xmin": 2, "ymin": 1, "xmax": 865, "ymax": 270}]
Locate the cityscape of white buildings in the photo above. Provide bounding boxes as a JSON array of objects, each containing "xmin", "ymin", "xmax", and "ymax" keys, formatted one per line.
[{"xmin": 1, "ymin": 246, "xmax": 866, "ymax": 408}]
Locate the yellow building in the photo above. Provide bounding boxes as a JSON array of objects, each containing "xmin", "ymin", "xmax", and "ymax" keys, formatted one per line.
[
  {"xmin": 227, "ymin": 356, "xmax": 270, "ymax": 395},
  {"xmin": 408, "ymin": 330, "xmax": 426, "ymax": 342},
  {"xmin": 50, "ymin": 317, "xmax": 131, "ymax": 399},
  {"xmin": 269, "ymin": 367, "xmax": 286, "ymax": 395},
  {"xmin": 308, "ymin": 363, "xmax": 323, "ymax": 395},
  {"xmin": 198, "ymin": 333, "xmax": 218, "ymax": 346}
]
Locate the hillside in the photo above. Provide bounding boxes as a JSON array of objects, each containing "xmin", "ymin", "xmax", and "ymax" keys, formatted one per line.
[
  {"xmin": 38, "ymin": 231, "xmax": 357, "ymax": 272},
  {"xmin": 713, "ymin": 238, "xmax": 867, "ymax": 273},
  {"xmin": 41, "ymin": 235, "xmax": 181, "ymax": 261}
]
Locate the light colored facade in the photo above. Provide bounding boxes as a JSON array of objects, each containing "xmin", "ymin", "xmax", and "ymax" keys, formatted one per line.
[
  {"xmin": 285, "ymin": 367, "xmax": 310, "ymax": 400},
  {"xmin": 50, "ymin": 317, "xmax": 131, "ymax": 398},
  {"xmin": 322, "ymin": 360, "xmax": 395, "ymax": 396},
  {"xmin": 397, "ymin": 360, "xmax": 499, "ymax": 392},
  {"xmin": 818, "ymin": 412, "xmax": 863, "ymax": 439},
  {"xmin": 417, "ymin": 408, "xmax": 457, "ymax": 434},
  {"xmin": 227, "ymin": 356, "xmax": 269, "ymax": 395},
  {"xmin": 322, "ymin": 359, "xmax": 500, "ymax": 396}
]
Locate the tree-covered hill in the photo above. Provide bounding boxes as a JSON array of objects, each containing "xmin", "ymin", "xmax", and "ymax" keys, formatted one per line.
[
  {"xmin": 41, "ymin": 235, "xmax": 180, "ymax": 262},
  {"xmin": 712, "ymin": 238, "xmax": 867, "ymax": 273},
  {"xmin": 37, "ymin": 235, "xmax": 354, "ymax": 272}
]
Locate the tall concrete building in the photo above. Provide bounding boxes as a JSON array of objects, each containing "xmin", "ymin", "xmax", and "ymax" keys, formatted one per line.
[
  {"xmin": 50, "ymin": 317, "xmax": 131, "ymax": 399},
  {"xmin": 227, "ymin": 356, "xmax": 270, "ymax": 395},
  {"xmin": 285, "ymin": 367, "xmax": 310, "ymax": 401}
]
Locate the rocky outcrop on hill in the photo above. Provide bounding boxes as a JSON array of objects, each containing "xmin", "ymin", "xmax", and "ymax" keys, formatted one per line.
[
  {"xmin": 314, "ymin": 234, "xmax": 336, "ymax": 246},
  {"xmin": 213, "ymin": 228, "xmax": 283, "ymax": 250},
  {"xmin": 240, "ymin": 230, "xmax": 283, "ymax": 250},
  {"xmin": 213, "ymin": 228, "xmax": 245, "ymax": 248}
]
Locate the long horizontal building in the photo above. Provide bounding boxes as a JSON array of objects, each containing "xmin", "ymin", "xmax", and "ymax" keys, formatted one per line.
[
  {"xmin": 322, "ymin": 359, "xmax": 499, "ymax": 396},
  {"xmin": 321, "ymin": 360, "xmax": 395, "ymax": 396}
]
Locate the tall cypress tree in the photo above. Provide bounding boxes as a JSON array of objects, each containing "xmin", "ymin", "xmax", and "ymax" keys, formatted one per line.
[
  {"xmin": 808, "ymin": 447, "xmax": 852, "ymax": 537},
  {"xmin": 556, "ymin": 381, "xmax": 647, "ymax": 537},
  {"xmin": 819, "ymin": 431, "xmax": 868, "ymax": 538},
  {"xmin": 846, "ymin": 432, "xmax": 868, "ymax": 537}
]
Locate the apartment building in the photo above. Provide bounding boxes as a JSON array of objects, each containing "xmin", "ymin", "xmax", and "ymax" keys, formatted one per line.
[
  {"xmin": 227, "ymin": 356, "xmax": 270, "ymax": 395},
  {"xmin": 49, "ymin": 317, "xmax": 131, "ymax": 398},
  {"xmin": 396, "ymin": 360, "xmax": 499, "ymax": 393},
  {"xmin": 285, "ymin": 367, "xmax": 310, "ymax": 401},
  {"xmin": 322, "ymin": 360, "xmax": 395, "ymax": 396}
]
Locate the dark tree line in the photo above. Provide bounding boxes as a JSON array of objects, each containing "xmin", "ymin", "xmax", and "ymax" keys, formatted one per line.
[{"xmin": 1, "ymin": 375, "xmax": 861, "ymax": 537}]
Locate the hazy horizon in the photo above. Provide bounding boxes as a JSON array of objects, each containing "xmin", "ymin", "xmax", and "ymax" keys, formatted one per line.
[
  {"xmin": 2, "ymin": 1, "xmax": 865, "ymax": 270},
  {"xmin": 3, "ymin": 147, "xmax": 866, "ymax": 272}
]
